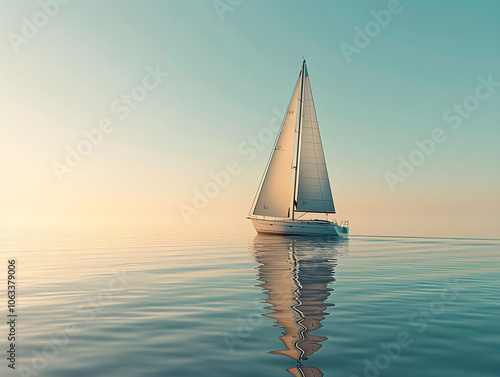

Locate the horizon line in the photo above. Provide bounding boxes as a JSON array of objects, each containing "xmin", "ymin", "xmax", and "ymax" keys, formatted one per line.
[{"xmin": 351, "ymin": 234, "xmax": 500, "ymax": 242}]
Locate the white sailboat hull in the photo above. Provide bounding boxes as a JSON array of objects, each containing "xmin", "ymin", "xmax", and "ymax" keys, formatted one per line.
[
  {"xmin": 251, "ymin": 218, "xmax": 349, "ymax": 237},
  {"xmin": 248, "ymin": 61, "xmax": 350, "ymax": 235}
]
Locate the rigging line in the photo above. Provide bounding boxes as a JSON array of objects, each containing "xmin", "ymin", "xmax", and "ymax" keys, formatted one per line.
[{"xmin": 292, "ymin": 60, "xmax": 306, "ymax": 221}]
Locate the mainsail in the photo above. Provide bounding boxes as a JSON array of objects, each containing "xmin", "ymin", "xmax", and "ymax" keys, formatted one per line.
[
  {"xmin": 253, "ymin": 74, "xmax": 301, "ymax": 217},
  {"xmin": 295, "ymin": 65, "xmax": 335, "ymax": 213},
  {"xmin": 252, "ymin": 61, "xmax": 335, "ymax": 218}
]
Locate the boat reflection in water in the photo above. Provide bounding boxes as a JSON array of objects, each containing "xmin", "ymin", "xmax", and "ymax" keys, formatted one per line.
[{"xmin": 252, "ymin": 234, "xmax": 348, "ymax": 377}]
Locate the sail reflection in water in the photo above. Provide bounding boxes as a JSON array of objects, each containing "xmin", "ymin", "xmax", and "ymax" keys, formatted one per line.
[{"xmin": 252, "ymin": 235, "xmax": 349, "ymax": 376}]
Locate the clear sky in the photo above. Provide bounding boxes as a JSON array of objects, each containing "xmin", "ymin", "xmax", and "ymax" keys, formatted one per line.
[{"xmin": 1, "ymin": 0, "xmax": 499, "ymax": 237}]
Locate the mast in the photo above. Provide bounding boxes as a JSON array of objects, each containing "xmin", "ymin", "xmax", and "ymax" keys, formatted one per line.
[{"xmin": 291, "ymin": 59, "xmax": 306, "ymax": 221}]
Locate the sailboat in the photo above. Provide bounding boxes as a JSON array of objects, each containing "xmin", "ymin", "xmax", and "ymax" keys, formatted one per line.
[{"xmin": 247, "ymin": 60, "xmax": 349, "ymax": 237}]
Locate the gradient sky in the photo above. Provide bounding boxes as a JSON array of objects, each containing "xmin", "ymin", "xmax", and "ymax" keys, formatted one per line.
[{"xmin": 1, "ymin": 0, "xmax": 499, "ymax": 237}]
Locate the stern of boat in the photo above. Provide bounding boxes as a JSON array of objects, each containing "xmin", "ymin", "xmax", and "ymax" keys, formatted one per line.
[{"xmin": 334, "ymin": 221, "xmax": 349, "ymax": 237}]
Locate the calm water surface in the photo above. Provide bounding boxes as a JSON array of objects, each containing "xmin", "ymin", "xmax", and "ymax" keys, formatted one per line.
[{"xmin": 1, "ymin": 223, "xmax": 499, "ymax": 377}]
